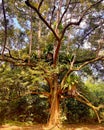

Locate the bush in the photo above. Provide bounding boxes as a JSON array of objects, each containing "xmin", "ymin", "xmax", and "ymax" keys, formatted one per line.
[{"xmin": 65, "ymin": 98, "xmax": 91, "ymax": 123}]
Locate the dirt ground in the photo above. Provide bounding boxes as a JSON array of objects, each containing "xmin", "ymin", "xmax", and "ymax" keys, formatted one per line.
[{"xmin": 0, "ymin": 124, "xmax": 104, "ymax": 130}]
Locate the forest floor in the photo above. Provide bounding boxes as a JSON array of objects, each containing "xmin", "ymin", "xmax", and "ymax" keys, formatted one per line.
[{"xmin": 0, "ymin": 123, "xmax": 104, "ymax": 130}]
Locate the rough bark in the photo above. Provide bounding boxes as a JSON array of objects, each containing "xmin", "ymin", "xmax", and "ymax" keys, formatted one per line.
[{"xmin": 46, "ymin": 75, "xmax": 61, "ymax": 129}]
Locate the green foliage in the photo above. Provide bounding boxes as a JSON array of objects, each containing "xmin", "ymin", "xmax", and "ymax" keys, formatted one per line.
[
  {"xmin": 0, "ymin": 63, "xmax": 49, "ymax": 123},
  {"xmin": 75, "ymin": 49, "xmax": 96, "ymax": 62},
  {"xmin": 85, "ymin": 79, "xmax": 104, "ymax": 104},
  {"xmin": 66, "ymin": 98, "xmax": 91, "ymax": 123},
  {"xmin": 64, "ymin": 73, "xmax": 88, "ymax": 94}
]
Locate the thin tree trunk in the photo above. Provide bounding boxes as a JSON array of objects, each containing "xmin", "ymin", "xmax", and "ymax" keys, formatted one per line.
[
  {"xmin": 37, "ymin": 20, "xmax": 41, "ymax": 58},
  {"xmin": 29, "ymin": 8, "xmax": 33, "ymax": 63}
]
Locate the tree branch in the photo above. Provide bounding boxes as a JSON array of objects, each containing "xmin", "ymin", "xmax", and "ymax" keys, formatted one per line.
[
  {"xmin": 75, "ymin": 93, "xmax": 102, "ymax": 123},
  {"xmin": 61, "ymin": 69, "xmax": 73, "ymax": 88},
  {"xmin": 38, "ymin": 0, "xmax": 44, "ymax": 11},
  {"xmin": 49, "ymin": 4, "xmax": 56, "ymax": 26},
  {"xmin": 74, "ymin": 57, "xmax": 95, "ymax": 64},
  {"xmin": 70, "ymin": 54, "xmax": 76, "ymax": 69},
  {"xmin": 0, "ymin": 55, "xmax": 36, "ymax": 67},
  {"xmin": 4, "ymin": 47, "xmax": 23, "ymax": 61},
  {"xmin": 2, "ymin": 91, "xmax": 50, "ymax": 102},
  {"xmin": 25, "ymin": 0, "xmax": 59, "ymax": 41},
  {"xmin": 80, "ymin": 25, "xmax": 99, "ymax": 44},
  {"xmin": 61, "ymin": 56, "xmax": 104, "ymax": 88},
  {"xmin": 57, "ymin": 0, "xmax": 71, "ymax": 28},
  {"xmin": 75, "ymin": 56, "xmax": 104, "ymax": 71},
  {"xmin": 60, "ymin": 0, "xmax": 103, "ymax": 40},
  {"xmin": 61, "ymin": 54, "xmax": 76, "ymax": 88}
]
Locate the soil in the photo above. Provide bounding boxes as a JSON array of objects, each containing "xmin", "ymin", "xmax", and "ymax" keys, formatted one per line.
[{"xmin": 0, "ymin": 124, "xmax": 104, "ymax": 130}]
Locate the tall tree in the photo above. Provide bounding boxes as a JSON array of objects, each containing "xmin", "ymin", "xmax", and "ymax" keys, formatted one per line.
[{"xmin": 0, "ymin": 0, "xmax": 104, "ymax": 129}]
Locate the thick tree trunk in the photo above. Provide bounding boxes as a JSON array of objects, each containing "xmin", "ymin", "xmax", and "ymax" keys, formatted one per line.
[
  {"xmin": 48, "ymin": 92, "xmax": 59, "ymax": 126},
  {"xmin": 47, "ymin": 76, "xmax": 61, "ymax": 128}
]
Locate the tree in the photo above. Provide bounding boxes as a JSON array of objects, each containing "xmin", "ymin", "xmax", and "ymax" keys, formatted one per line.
[{"xmin": 0, "ymin": 0, "xmax": 104, "ymax": 129}]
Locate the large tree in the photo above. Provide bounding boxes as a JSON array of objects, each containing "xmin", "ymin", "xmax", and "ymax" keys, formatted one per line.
[{"xmin": 0, "ymin": 0, "xmax": 104, "ymax": 129}]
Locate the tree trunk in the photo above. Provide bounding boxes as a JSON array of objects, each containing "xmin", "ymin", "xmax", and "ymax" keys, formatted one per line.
[
  {"xmin": 47, "ymin": 76, "xmax": 61, "ymax": 128},
  {"xmin": 28, "ymin": 8, "xmax": 33, "ymax": 63},
  {"xmin": 37, "ymin": 20, "xmax": 42, "ymax": 58}
]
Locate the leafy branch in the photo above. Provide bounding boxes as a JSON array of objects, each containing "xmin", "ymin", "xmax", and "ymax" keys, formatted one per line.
[{"xmin": 61, "ymin": 56, "xmax": 104, "ymax": 88}]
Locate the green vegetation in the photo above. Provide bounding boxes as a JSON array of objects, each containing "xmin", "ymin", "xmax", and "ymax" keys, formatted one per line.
[{"xmin": 0, "ymin": 64, "xmax": 104, "ymax": 124}]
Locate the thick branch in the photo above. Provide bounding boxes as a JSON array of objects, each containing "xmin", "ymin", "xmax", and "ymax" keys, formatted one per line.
[
  {"xmin": 75, "ymin": 56, "xmax": 104, "ymax": 71},
  {"xmin": 45, "ymin": 77, "xmax": 53, "ymax": 89},
  {"xmin": 75, "ymin": 93, "xmax": 102, "ymax": 123},
  {"xmin": 96, "ymin": 104, "xmax": 104, "ymax": 111},
  {"xmin": 25, "ymin": 0, "xmax": 59, "ymax": 41},
  {"xmin": 61, "ymin": 54, "xmax": 76, "ymax": 88},
  {"xmin": 60, "ymin": 21, "xmax": 80, "ymax": 40},
  {"xmin": 2, "ymin": 0, "xmax": 7, "ymax": 57},
  {"xmin": 61, "ymin": 56, "xmax": 104, "ymax": 88},
  {"xmin": 61, "ymin": 69, "xmax": 73, "ymax": 88}
]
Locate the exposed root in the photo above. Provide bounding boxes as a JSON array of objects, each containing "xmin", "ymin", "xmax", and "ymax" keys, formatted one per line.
[{"xmin": 43, "ymin": 123, "xmax": 62, "ymax": 130}]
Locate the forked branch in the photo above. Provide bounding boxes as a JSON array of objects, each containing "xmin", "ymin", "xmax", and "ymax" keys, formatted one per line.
[
  {"xmin": 25, "ymin": 0, "xmax": 59, "ymax": 41},
  {"xmin": 60, "ymin": 0, "xmax": 103, "ymax": 40},
  {"xmin": 61, "ymin": 56, "xmax": 104, "ymax": 88}
]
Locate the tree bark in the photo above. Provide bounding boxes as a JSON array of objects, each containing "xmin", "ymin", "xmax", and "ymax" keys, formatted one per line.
[
  {"xmin": 37, "ymin": 20, "xmax": 42, "ymax": 58},
  {"xmin": 28, "ymin": 8, "xmax": 33, "ymax": 63},
  {"xmin": 47, "ymin": 75, "xmax": 60, "ymax": 128}
]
